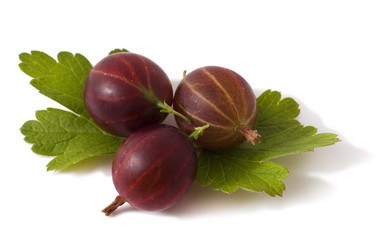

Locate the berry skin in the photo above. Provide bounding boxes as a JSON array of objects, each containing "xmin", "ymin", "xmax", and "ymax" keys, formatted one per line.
[
  {"xmin": 173, "ymin": 66, "xmax": 259, "ymax": 150},
  {"xmin": 110, "ymin": 124, "xmax": 197, "ymax": 212},
  {"xmin": 83, "ymin": 52, "xmax": 173, "ymax": 137}
]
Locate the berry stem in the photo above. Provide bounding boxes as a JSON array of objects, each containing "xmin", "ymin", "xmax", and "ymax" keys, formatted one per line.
[
  {"xmin": 189, "ymin": 124, "xmax": 210, "ymax": 140},
  {"xmin": 157, "ymin": 101, "xmax": 191, "ymax": 124},
  {"xmin": 237, "ymin": 125, "xmax": 261, "ymax": 145},
  {"xmin": 102, "ymin": 195, "xmax": 126, "ymax": 216}
]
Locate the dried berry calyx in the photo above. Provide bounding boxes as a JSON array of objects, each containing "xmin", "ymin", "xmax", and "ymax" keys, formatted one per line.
[
  {"xmin": 102, "ymin": 196, "xmax": 126, "ymax": 216},
  {"xmin": 237, "ymin": 125, "xmax": 261, "ymax": 145}
]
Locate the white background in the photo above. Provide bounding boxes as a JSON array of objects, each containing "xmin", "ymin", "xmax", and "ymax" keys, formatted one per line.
[{"xmin": 1, "ymin": 0, "xmax": 382, "ymax": 239}]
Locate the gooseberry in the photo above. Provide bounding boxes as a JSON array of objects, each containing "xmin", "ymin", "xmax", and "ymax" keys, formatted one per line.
[
  {"xmin": 102, "ymin": 124, "xmax": 198, "ymax": 214},
  {"xmin": 83, "ymin": 52, "xmax": 173, "ymax": 137},
  {"xmin": 173, "ymin": 66, "xmax": 260, "ymax": 150}
]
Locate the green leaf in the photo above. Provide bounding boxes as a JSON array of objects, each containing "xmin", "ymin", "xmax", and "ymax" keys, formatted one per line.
[
  {"xmin": 197, "ymin": 90, "xmax": 339, "ymax": 195},
  {"xmin": 108, "ymin": 48, "xmax": 129, "ymax": 55},
  {"xmin": 20, "ymin": 108, "xmax": 124, "ymax": 171},
  {"xmin": 19, "ymin": 51, "xmax": 92, "ymax": 118}
]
